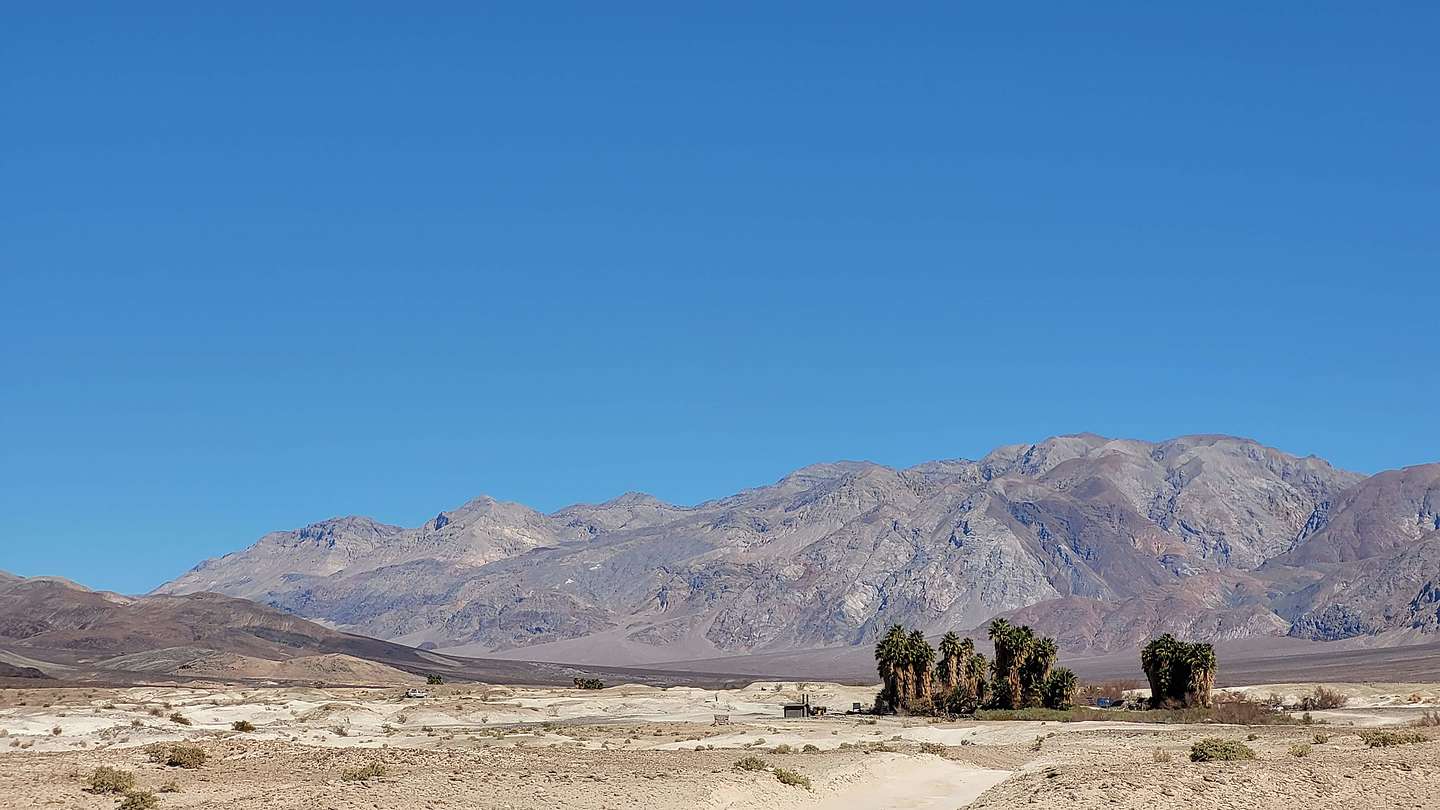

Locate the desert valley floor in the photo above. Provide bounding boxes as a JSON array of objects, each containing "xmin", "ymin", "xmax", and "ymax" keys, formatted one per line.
[{"xmin": 2, "ymin": 679, "xmax": 1439, "ymax": 809}]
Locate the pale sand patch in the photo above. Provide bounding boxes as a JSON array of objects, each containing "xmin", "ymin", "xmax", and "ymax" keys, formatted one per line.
[{"xmin": 814, "ymin": 754, "xmax": 1010, "ymax": 809}]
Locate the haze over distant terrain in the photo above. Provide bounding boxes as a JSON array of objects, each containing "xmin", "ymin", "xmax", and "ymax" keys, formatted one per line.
[{"xmin": 158, "ymin": 434, "xmax": 1440, "ymax": 667}]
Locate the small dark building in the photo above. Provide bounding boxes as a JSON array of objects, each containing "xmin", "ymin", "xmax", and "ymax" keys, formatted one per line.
[{"xmin": 782, "ymin": 703, "xmax": 808, "ymax": 719}]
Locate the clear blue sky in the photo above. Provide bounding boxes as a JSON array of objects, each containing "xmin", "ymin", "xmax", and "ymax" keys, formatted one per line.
[{"xmin": 3, "ymin": 3, "xmax": 1436, "ymax": 594}]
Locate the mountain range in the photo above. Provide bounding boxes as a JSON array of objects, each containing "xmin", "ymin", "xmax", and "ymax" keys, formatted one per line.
[{"xmin": 154, "ymin": 434, "xmax": 1440, "ymax": 667}]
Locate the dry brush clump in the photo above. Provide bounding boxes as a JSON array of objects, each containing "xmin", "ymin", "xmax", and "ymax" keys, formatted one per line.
[
  {"xmin": 1298, "ymin": 686, "xmax": 1348, "ymax": 711},
  {"xmin": 147, "ymin": 742, "xmax": 207, "ymax": 768},
  {"xmin": 117, "ymin": 791, "xmax": 158, "ymax": 810},
  {"xmin": 231, "ymin": 720, "xmax": 255, "ymax": 732},
  {"xmin": 1358, "ymin": 730, "xmax": 1428, "ymax": 748},
  {"xmin": 340, "ymin": 762, "xmax": 387, "ymax": 782},
  {"xmin": 733, "ymin": 755, "xmax": 769, "ymax": 772},
  {"xmin": 1190, "ymin": 738, "xmax": 1256, "ymax": 762},
  {"xmin": 86, "ymin": 766, "xmax": 136, "ymax": 794},
  {"xmin": 772, "ymin": 767, "xmax": 812, "ymax": 790}
]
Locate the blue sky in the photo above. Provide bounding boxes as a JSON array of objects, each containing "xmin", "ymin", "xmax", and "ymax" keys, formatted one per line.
[{"xmin": 3, "ymin": 3, "xmax": 1437, "ymax": 594}]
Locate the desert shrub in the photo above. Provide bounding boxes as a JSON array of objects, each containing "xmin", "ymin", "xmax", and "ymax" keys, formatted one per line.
[
  {"xmin": 148, "ymin": 743, "xmax": 206, "ymax": 768},
  {"xmin": 1289, "ymin": 743, "xmax": 1311, "ymax": 757},
  {"xmin": 1313, "ymin": 732, "xmax": 1330, "ymax": 743},
  {"xmin": 733, "ymin": 755, "xmax": 769, "ymax": 772},
  {"xmin": 1211, "ymin": 696, "xmax": 1285, "ymax": 725},
  {"xmin": 1299, "ymin": 686, "xmax": 1348, "ymax": 711},
  {"xmin": 130, "ymin": 719, "xmax": 143, "ymax": 727},
  {"xmin": 426, "ymin": 674, "xmax": 444, "ymax": 685},
  {"xmin": 51, "ymin": 726, "xmax": 62, "ymax": 736},
  {"xmin": 773, "ymin": 767, "xmax": 811, "ymax": 789},
  {"xmin": 771, "ymin": 744, "xmax": 792, "ymax": 754},
  {"xmin": 331, "ymin": 725, "xmax": 349, "ymax": 737},
  {"xmin": 1245, "ymin": 732, "xmax": 1259, "ymax": 741},
  {"xmin": 158, "ymin": 781, "xmax": 180, "ymax": 794},
  {"xmin": 118, "ymin": 791, "xmax": 158, "ymax": 810},
  {"xmin": 1414, "ymin": 711, "xmax": 1440, "ymax": 727},
  {"xmin": 168, "ymin": 712, "xmax": 190, "ymax": 726},
  {"xmin": 1358, "ymin": 730, "xmax": 1428, "ymax": 748},
  {"xmin": 573, "ymin": 677, "xmax": 604, "ymax": 690},
  {"xmin": 147, "ymin": 707, "xmax": 163, "ymax": 717},
  {"xmin": 918, "ymin": 741, "xmax": 947, "ymax": 756},
  {"xmin": 1151, "ymin": 748, "xmax": 1172, "ymax": 763},
  {"xmin": 231, "ymin": 720, "xmax": 255, "ymax": 732},
  {"xmin": 86, "ymin": 766, "xmax": 136, "ymax": 794},
  {"xmin": 1190, "ymin": 738, "xmax": 1256, "ymax": 762},
  {"xmin": 341, "ymin": 762, "xmax": 387, "ymax": 781},
  {"xmin": 801, "ymin": 744, "xmax": 820, "ymax": 753},
  {"xmin": 1029, "ymin": 735, "xmax": 1044, "ymax": 751}
]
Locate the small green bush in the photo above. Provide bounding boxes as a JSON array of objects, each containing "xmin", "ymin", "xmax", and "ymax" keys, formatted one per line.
[
  {"xmin": 573, "ymin": 677, "xmax": 605, "ymax": 690},
  {"xmin": 231, "ymin": 720, "xmax": 255, "ymax": 732},
  {"xmin": 1313, "ymin": 732, "xmax": 1330, "ymax": 744},
  {"xmin": 733, "ymin": 755, "xmax": 769, "ymax": 772},
  {"xmin": 86, "ymin": 766, "xmax": 136, "ymax": 794},
  {"xmin": 340, "ymin": 762, "xmax": 387, "ymax": 782},
  {"xmin": 771, "ymin": 743, "xmax": 792, "ymax": 754},
  {"xmin": 1357, "ymin": 730, "xmax": 1428, "ymax": 748},
  {"xmin": 1289, "ymin": 743, "xmax": 1311, "ymax": 757},
  {"xmin": 426, "ymin": 674, "xmax": 444, "ymax": 685},
  {"xmin": 1190, "ymin": 738, "xmax": 1256, "ymax": 762},
  {"xmin": 801, "ymin": 744, "xmax": 820, "ymax": 753},
  {"xmin": 773, "ymin": 767, "xmax": 812, "ymax": 789},
  {"xmin": 168, "ymin": 712, "xmax": 191, "ymax": 726}
]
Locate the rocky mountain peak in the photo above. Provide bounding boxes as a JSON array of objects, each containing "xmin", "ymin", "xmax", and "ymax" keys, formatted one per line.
[{"xmin": 154, "ymin": 434, "xmax": 1436, "ymax": 662}]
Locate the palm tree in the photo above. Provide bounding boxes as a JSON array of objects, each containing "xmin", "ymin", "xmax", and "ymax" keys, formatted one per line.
[
  {"xmin": 1021, "ymin": 636, "xmax": 1057, "ymax": 707},
  {"xmin": 1042, "ymin": 667, "xmax": 1079, "ymax": 710},
  {"xmin": 908, "ymin": 629, "xmax": 936, "ymax": 710},
  {"xmin": 964, "ymin": 650, "xmax": 988, "ymax": 702},
  {"xmin": 1140, "ymin": 634, "xmax": 1179, "ymax": 709},
  {"xmin": 1181, "ymin": 642, "xmax": 1217, "ymax": 708},
  {"xmin": 874, "ymin": 625, "xmax": 907, "ymax": 713},
  {"xmin": 938, "ymin": 631, "xmax": 964, "ymax": 692},
  {"xmin": 988, "ymin": 619, "xmax": 1033, "ymax": 709}
]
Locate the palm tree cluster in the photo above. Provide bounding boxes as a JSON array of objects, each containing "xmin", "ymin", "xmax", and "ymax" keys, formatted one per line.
[
  {"xmin": 987, "ymin": 618, "xmax": 1076, "ymax": 710},
  {"xmin": 1139, "ymin": 634, "xmax": 1218, "ymax": 708},
  {"xmin": 873, "ymin": 620, "xmax": 1078, "ymax": 715}
]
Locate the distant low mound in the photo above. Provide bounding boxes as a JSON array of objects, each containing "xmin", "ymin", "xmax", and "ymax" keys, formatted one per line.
[
  {"xmin": 0, "ymin": 573, "xmax": 755, "ymax": 688},
  {"xmin": 94, "ymin": 647, "xmax": 422, "ymax": 684},
  {"xmin": 0, "ymin": 661, "xmax": 47, "ymax": 679}
]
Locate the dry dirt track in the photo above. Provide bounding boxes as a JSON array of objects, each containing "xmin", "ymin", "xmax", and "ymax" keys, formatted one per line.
[{"xmin": 2, "ymin": 681, "xmax": 1439, "ymax": 809}]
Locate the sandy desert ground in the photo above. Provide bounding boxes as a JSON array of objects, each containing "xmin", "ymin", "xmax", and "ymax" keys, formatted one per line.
[{"xmin": 2, "ymin": 680, "xmax": 1438, "ymax": 809}]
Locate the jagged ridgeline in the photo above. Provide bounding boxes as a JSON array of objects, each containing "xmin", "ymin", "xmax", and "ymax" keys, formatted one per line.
[
  {"xmin": 1140, "ymin": 634, "xmax": 1217, "ymax": 708},
  {"xmin": 874, "ymin": 619, "xmax": 1078, "ymax": 715}
]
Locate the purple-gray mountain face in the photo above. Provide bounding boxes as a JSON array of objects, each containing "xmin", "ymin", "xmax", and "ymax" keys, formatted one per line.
[{"xmin": 157, "ymin": 435, "xmax": 1440, "ymax": 660}]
